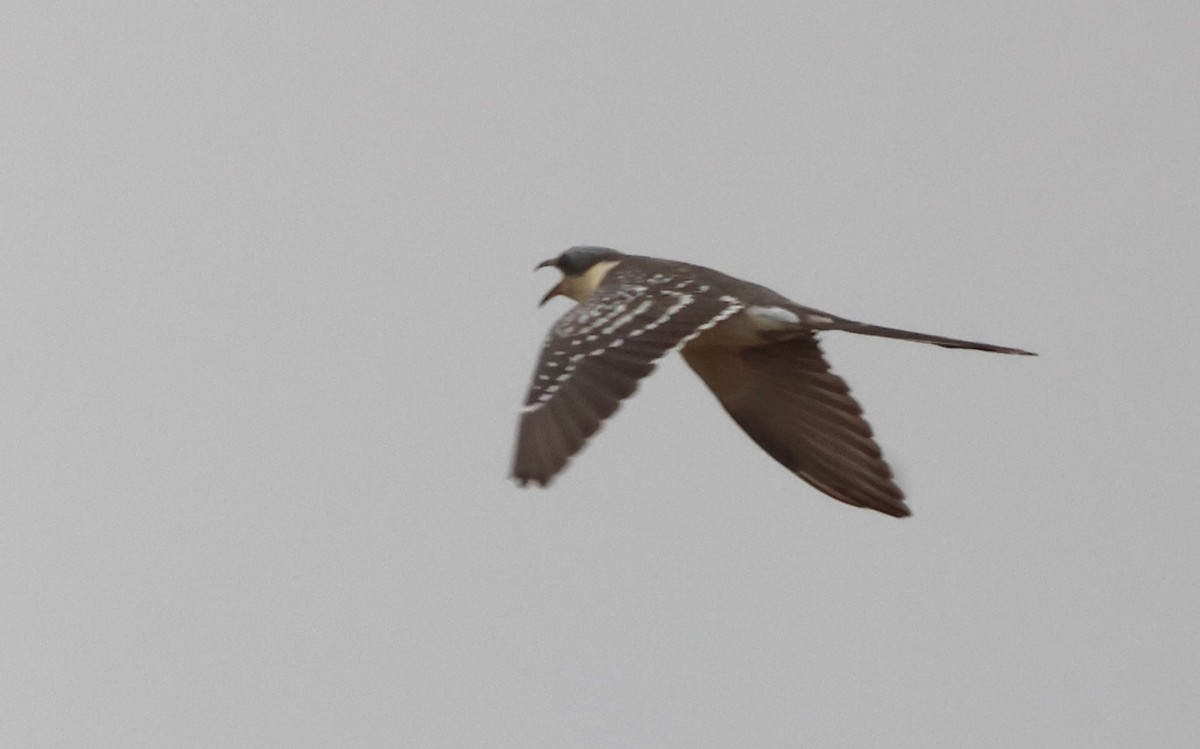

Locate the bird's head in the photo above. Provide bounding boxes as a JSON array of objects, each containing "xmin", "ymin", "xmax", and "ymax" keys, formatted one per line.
[{"xmin": 535, "ymin": 246, "xmax": 625, "ymax": 305}]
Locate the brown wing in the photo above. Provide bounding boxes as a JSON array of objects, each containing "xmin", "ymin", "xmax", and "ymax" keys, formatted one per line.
[
  {"xmin": 512, "ymin": 279, "xmax": 743, "ymax": 486},
  {"xmin": 683, "ymin": 335, "xmax": 909, "ymax": 517}
]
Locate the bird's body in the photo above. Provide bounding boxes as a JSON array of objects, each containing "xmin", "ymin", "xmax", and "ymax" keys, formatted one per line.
[{"xmin": 512, "ymin": 247, "xmax": 1034, "ymax": 517}]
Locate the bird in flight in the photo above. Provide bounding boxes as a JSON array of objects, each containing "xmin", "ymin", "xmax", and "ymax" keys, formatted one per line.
[{"xmin": 511, "ymin": 246, "xmax": 1034, "ymax": 517}]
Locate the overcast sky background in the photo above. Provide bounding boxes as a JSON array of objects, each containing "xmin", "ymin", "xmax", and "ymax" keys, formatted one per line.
[{"xmin": 3, "ymin": 2, "xmax": 1198, "ymax": 747}]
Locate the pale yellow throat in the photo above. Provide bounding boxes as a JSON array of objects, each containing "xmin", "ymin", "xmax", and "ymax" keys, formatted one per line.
[{"xmin": 558, "ymin": 260, "xmax": 620, "ymax": 302}]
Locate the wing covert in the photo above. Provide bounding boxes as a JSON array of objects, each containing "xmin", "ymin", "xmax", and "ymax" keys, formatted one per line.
[{"xmin": 512, "ymin": 271, "xmax": 743, "ymax": 486}]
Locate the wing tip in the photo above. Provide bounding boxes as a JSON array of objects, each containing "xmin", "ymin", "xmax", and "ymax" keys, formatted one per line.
[
  {"xmin": 510, "ymin": 470, "xmax": 552, "ymax": 488},
  {"xmin": 820, "ymin": 482, "xmax": 912, "ymax": 518},
  {"xmin": 877, "ymin": 501, "xmax": 913, "ymax": 518}
]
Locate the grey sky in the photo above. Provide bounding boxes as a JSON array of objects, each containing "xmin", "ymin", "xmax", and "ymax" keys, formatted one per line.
[{"xmin": 3, "ymin": 1, "xmax": 1198, "ymax": 746}]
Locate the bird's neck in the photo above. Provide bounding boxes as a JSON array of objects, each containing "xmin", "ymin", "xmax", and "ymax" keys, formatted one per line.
[{"xmin": 560, "ymin": 260, "xmax": 621, "ymax": 302}]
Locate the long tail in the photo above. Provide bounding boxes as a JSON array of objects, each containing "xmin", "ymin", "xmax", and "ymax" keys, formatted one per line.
[{"xmin": 827, "ymin": 319, "xmax": 1036, "ymax": 356}]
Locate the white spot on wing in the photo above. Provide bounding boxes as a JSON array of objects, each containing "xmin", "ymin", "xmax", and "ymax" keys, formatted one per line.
[
  {"xmin": 524, "ymin": 274, "xmax": 748, "ymax": 413},
  {"xmin": 675, "ymin": 299, "xmax": 745, "ymax": 349}
]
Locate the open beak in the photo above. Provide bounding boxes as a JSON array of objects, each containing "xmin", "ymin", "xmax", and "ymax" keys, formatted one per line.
[
  {"xmin": 535, "ymin": 258, "xmax": 561, "ymax": 306},
  {"xmin": 539, "ymin": 283, "xmax": 563, "ymax": 307}
]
